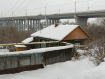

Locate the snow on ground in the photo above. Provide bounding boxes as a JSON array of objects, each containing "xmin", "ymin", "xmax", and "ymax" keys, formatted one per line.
[
  {"xmin": 0, "ymin": 49, "xmax": 9, "ymax": 53},
  {"xmin": 0, "ymin": 45, "xmax": 73, "ymax": 56},
  {"xmin": 0, "ymin": 57, "xmax": 99, "ymax": 79},
  {"xmin": 72, "ymin": 62, "xmax": 105, "ymax": 79}
]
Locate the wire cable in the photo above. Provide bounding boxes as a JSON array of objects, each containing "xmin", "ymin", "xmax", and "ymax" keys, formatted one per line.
[
  {"xmin": 14, "ymin": 0, "xmax": 34, "ymax": 16},
  {"xmin": 90, "ymin": 0, "xmax": 101, "ymax": 7},
  {"xmin": 5, "ymin": 0, "xmax": 20, "ymax": 16},
  {"xmin": 13, "ymin": 0, "xmax": 26, "ymax": 14}
]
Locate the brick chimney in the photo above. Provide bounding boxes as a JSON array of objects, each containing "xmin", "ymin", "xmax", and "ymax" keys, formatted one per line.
[{"xmin": 55, "ymin": 23, "xmax": 59, "ymax": 27}]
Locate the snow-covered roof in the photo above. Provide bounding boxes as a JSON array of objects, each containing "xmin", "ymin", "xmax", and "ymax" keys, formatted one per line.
[
  {"xmin": 31, "ymin": 25, "xmax": 79, "ymax": 41},
  {"xmin": 0, "ymin": 45, "xmax": 73, "ymax": 56},
  {"xmin": 22, "ymin": 37, "xmax": 33, "ymax": 43},
  {"xmin": 14, "ymin": 45, "xmax": 26, "ymax": 47}
]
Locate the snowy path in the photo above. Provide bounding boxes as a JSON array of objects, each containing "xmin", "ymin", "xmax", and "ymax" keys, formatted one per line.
[{"xmin": 0, "ymin": 58, "xmax": 105, "ymax": 79}]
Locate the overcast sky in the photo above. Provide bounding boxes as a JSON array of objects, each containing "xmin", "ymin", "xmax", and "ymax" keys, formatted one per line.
[
  {"xmin": 0, "ymin": 0, "xmax": 105, "ymax": 23},
  {"xmin": 0, "ymin": 0, "xmax": 105, "ymax": 17}
]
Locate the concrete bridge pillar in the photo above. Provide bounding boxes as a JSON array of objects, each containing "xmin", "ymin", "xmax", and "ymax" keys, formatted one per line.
[
  {"xmin": 49, "ymin": 19, "xmax": 51, "ymax": 26},
  {"xmin": 55, "ymin": 19, "xmax": 60, "ymax": 23},
  {"xmin": 45, "ymin": 18, "xmax": 48, "ymax": 27},
  {"xmin": 38, "ymin": 20, "xmax": 40, "ymax": 31},
  {"xmin": 52, "ymin": 19, "xmax": 54, "ymax": 24},
  {"xmin": 30, "ymin": 20, "xmax": 32, "ymax": 32},
  {"xmin": 51, "ymin": 19, "xmax": 60, "ymax": 25},
  {"xmin": 1, "ymin": 20, "xmax": 7, "ymax": 27},
  {"xmin": 19, "ymin": 20, "xmax": 21, "ymax": 31},
  {"xmin": 10, "ymin": 21, "xmax": 12, "ymax": 27},
  {"xmin": 33, "ymin": 20, "xmax": 35, "ymax": 31},
  {"xmin": 23, "ymin": 20, "xmax": 25, "ymax": 31},
  {"xmin": 12, "ymin": 19, "xmax": 14, "ymax": 27},
  {"xmin": 8, "ymin": 21, "xmax": 10, "ymax": 27},
  {"xmin": 12, "ymin": 19, "xmax": 15, "ymax": 27},
  {"xmin": 5, "ymin": 21, "xmax": 8, "ymax": 27},
  {"xmin": 18, "ymin": 20, "xmax": 20, "ymax": 31},
  {"xmin": 74, "ymin": 15, "xmax": 88, "ymax": 29},
  {"xmin": 27, "ymin": 20, "xmax": 29, "ymax": 32},
  {"xmin": 24, "ymin": 19, "xmax": 29, "ymax": 32},
  {"xmin": 35, "ymin": 20, "xmax": 38, "ymax": 31},
  {"xmin": 33, "ymin": 19, "xmax": 41, "ymax": 31},
  {"xmin": 16, "ymin": 20, "xmax": 19, "ymax": 30},
  {"xmin": 7, "ymin": 21, "xmax": 9, "ymax": 27},
  {"xmin": 21, "ymin": 20, "xmax": 23, "ymax": 31}
]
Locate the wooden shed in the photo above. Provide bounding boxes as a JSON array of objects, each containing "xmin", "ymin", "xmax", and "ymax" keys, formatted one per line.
[{"xmin": 14, "ymin": 45, "xmax": 26, "ymax": 51}]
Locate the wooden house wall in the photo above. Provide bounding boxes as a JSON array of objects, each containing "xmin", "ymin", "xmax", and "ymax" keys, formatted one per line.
[{"xmin": 63, "ymin": 27, "xmax": 89, "ymax": 40}]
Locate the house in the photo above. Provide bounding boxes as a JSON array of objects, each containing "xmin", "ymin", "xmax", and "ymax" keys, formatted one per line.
[
  {"xmin": 0, "ymin": 24, "xmax": 90, "ymax": 74},
  {"xmin": 22, "ymin": 24, "xmax": 89, "ymax": 49}
]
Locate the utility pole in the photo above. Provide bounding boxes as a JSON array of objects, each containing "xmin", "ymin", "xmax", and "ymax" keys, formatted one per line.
[
  {"xmin": 12, "ymin": 11, "xmax": 14, "ymax": 26},
  {"xmin": 58, "ymin": 6, "xmax": 60, "ymax": 15},
  {"xmin": 39, "ymin": 8, "xmax": 41, "ymax": 15},
  {"xmin": 75, "ymin": 1, "xmax": 76, "ymax": 15},
  {"xmin": 87, "ymin": 2, "xmax": 89, "ymax": 11},
  {"xmin": 45, "ymin": 3, "xmax": 48, "ymax": 27},
  {"xmin": 12, "ymin": 11, "xmax": 13, "ymax": 17},
  {"xmin": 45, "ymin": 6, "xmax": 47, "ymax": 27},
  {"xmin": 74, "ymin": 1, "xmax": 77, "ymax": 24}
]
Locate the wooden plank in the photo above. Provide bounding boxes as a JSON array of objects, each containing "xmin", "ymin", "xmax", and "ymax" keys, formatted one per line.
[
  {"xmin": 31, "ymin": 54, "xmax": 35, "ymax": 65},
  {"xmin": 14, "ymin": 57, "xmax": 18, "ymax": 68},
  {"xmin": 19, "ymin": 55, "xmax": 31, "ymax": 67}
]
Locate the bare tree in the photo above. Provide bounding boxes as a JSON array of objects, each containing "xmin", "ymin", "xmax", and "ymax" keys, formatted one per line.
[
  {"xmin": 0, "ymin": 26, "xmax": 31, "ymax": 44},
  {"xmin": 84, "ymin": 17, "xmax": 105, "ymax": 65}
]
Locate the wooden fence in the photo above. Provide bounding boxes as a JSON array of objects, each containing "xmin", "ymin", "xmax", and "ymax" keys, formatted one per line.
[
  {"xmin": 43, "ymin": 48, "xmax": 73, "ymax": 65},
  {"xmin": 0, "ymin": 53, "xmax": 43, "ymax": 70},
  {"xmin": 0, "ymin": 47, "xmax": 73, "ymax": 74}
]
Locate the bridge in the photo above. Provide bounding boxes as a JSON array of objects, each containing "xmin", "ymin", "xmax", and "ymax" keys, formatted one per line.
[{"xmin": 0, "ymin": 10, "xmax": 105, "ymax": 31}]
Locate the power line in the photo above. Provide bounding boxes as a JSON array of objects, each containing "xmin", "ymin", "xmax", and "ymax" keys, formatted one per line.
[
  {"xmin": 5, "ymin": 0, "xmax": 20, "ymax": 16},
  {"xmin": 15, "ymin": 0, "xmax": 83, "ymax": 15},
  {"xmin": 13, "ymin": 0, "xmax": 27, "ymax": 14},
  {"xmin": 19, "ymin": 0, "xmax": 34, "ymax": 10},
  {"xmin": 90, "ymin": 0, "xmax": 101, "ymax": 7},
  {"xmin": 14, "ymin": 0, "xmax": 34, "ymax": 15}
]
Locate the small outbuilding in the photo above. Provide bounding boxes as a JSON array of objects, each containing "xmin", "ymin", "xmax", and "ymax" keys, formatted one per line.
[{"xmin": 14, "ymin": 45, "xmax": 26, "ymax": 51}]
